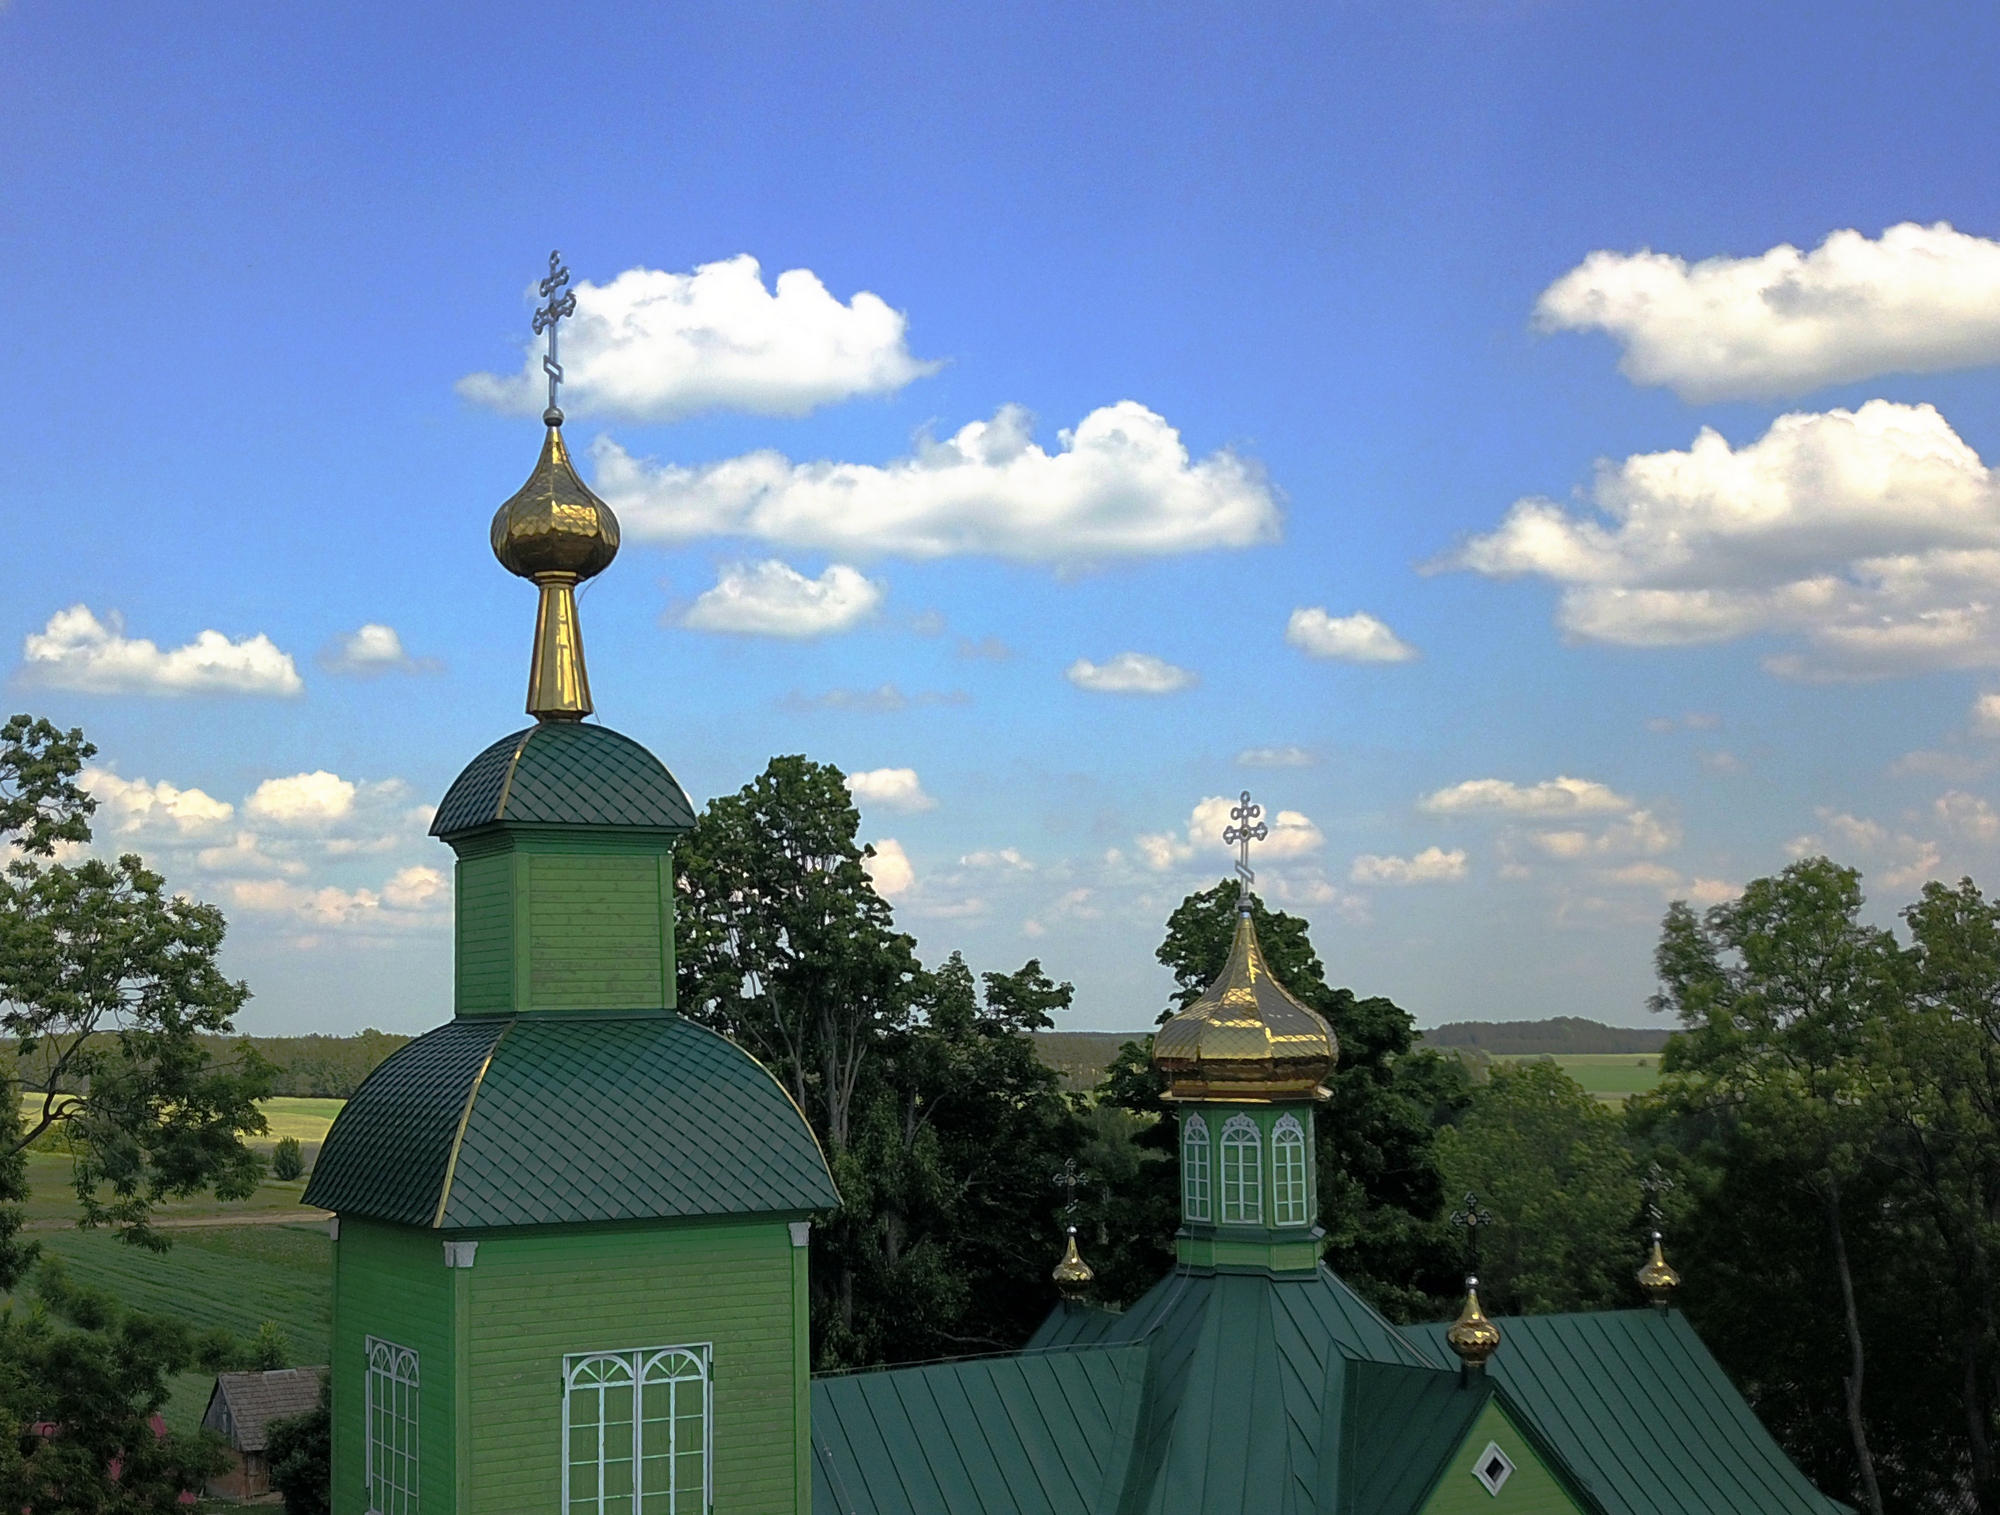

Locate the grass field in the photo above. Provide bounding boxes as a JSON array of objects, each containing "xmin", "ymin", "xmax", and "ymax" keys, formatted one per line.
[{"xmin": 1493, "ymin": 1053, "xmax": 1661, "ymax": 1102}]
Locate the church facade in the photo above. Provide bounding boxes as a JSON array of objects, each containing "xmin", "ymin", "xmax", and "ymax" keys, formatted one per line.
[{"xmin": 308, "ymin": 269, "xmax": 1840, "ymax": 1515}]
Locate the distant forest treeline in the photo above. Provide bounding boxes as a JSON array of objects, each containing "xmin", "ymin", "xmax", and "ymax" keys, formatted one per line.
[
  {"xmin": 1418, "ymin": 1017, "xmax": 1669, "ymax": 1054},
  {"xmin": 5, "ymin": 1030, "xmax": 415, "ymax": 1100}
]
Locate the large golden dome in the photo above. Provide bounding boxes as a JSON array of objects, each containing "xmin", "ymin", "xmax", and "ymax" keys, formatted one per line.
[
  {"xmin": 1151, "ymin": 907, "xmax": 1337, "ymax": 1101},
  {"xmin": 490, "ymin": 418, "xmax": 620, "ymax": 583}
]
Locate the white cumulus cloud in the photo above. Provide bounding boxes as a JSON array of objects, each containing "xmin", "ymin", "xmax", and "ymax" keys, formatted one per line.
[
  {"xmin": 21, "ymin": 606, "xmax": 302, "ymax": 697},
  {"xmin": 320, "ymin": 623, "xmax": 429, "ymax": 676},
  {"xmin": 245, "ymin": 772, "xmax": 358, "ymax": 829},
  {"xmin": 678, "ymin": 560, "xmax": 884, "ymax": 638},
  {"xmin": 864, "ymin": 838, "xmax": 914, "ymax": 897},
  {"xmin": 592, "ymin": 401, "xmax": 1279, "ymax": 564},
  {"xmin": 845, "ymin": 767, "xmax": 937, "ymax": 812},
  {"xmin": 1066, "ymin": 652, "xmax": 1196, "ymax": 695},
  {"xmin": 1349, "ymin": 847, "xmax": 1467, "ymax": 885},
  {"xmin": 1439, "ymin": 401, "xmax": 2000, "ymax": 680},
  {"xmin": 1285, "ymin": 608, "xmax": 1418, "ymax": 663},
  {"xmin": 1237, "ymin": 746, "xmax": 1317, "ymax": 768},
  {"xmin": 81, "ymin": 769, "xmax": 234, "ymax": 838},
  {"xmin": 1137, "ymin": 796, "xmax": 1324, "ymax": 874},
  {"xmin": 1419, "ymin": 776, "xmax": 1633, "ymax": 817},
  {"xmin": 1536, "ymin": 222, "xmax": 2000, "ymax": 401},
  {"xmin": 456, "ymin": 255, "xmax": 938, "ymax": 420}
]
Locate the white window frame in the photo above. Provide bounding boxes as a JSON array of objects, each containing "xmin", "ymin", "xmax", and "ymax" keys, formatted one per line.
[
  {"xmin": 563, "ymin": 1344, "xmax": 713, "ymax": 1515},
  {"xmin": 365, "ymin": 1336, "xmax": 420, "ymax": 1515},
  {"xmin": 1272, "ymin": 1113, "xmax": 1309, "ymax": 1227},
  {"xmin": 1181, "ymin": 1112, "xmax": 1212, "ymax": 1222},
  {"xmin": 1219, "ymin": 1114, "xmax": 1263, "ymax": 1225}
]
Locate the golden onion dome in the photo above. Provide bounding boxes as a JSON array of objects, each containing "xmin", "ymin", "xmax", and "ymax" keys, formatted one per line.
[
  {"xmin": 1051, "ymin": 1227, "xmax": 1095, "ymax": 1300},
  {"xmin": 1637, "ymin": 1231, "xmax": 1681, "ymax": 1308},
  {"xmin": 1446, "ymin": 1276, "xmax": 1502, "ymax": 1368},
  {"xmin": 490, "ymin": 415, "xmax": 620, "ymax": 584},
  {"xmin": 1151, "ymin": 907, "xmax": 1337, "ymax": 1101}
]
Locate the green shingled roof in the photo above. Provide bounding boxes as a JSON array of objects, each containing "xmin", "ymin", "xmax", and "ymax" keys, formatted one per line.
[
  {"xmin": 430, "ymin": 722, "xmax": 696, "ymax": 840},
  {"xmin": 305, "ymin": 1013, "xmax": 837, "ymax": 1228}
]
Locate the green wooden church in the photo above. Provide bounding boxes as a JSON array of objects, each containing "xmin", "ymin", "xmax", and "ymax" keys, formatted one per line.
[{"xmin": 308, "ymin": 276, "xmax": 1842, "ymax": 1515}]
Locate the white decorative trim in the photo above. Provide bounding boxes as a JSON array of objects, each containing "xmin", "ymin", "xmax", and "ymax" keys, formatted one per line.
[
  {"xmin": 1473, "ymin": 1440, "xmax": 1514, "ymax": 1496},
  {"xmin": 442, "ymin": 1240, "xmax": 479, "ymax": 1269},
  {"xmin": 365, "ymin": 1335, "xmax": 420, "ymax": 1515},
  {"xmin": 789, "ymin": 1221, "xmax": 812, "ymax": 1248},
  {"xmin": 563, "ymin": 1344, "xmax": 713, "ymax": 1515},
  {"xmin": 327, "ymin": 1217, "xmax": 340, "ymax": 1241}
]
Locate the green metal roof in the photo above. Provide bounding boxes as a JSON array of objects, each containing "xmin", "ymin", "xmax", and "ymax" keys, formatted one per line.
[
  {"xmin": 430, "ymin": 722, "xmax": 696, "ymax": 841},
  {"xmin": 305, "ymin": 1013, "xmax": 837, "ymax": 1228},
  {"xmin": 811, "ymin": 1268, "xmax": 1840, "ymax": 1515}
]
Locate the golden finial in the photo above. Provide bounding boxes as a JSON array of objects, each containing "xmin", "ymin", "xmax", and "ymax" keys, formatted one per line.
[
  {"xmin": 1052, "ymin": 1226, "xmax": 1095, "ymax": 1300},
  {"xmin": 1446, "ymin": 1275, "xmax": 1502, "ymax": 1370},
  {"xmin": 490, "ymin": 252, "xmax": 619, "ymax": 722},
  {"xmin": 1637, "ymin": 1230, "xmax": 1681, "ymax": 1310}
]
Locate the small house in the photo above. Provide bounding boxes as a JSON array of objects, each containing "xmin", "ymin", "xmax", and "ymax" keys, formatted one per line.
[{"xmin": 202, "ymin": 1366, "xmax": 327, "ymax": 1502}]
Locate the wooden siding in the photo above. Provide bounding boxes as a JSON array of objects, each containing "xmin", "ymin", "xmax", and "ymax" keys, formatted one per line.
[
  {"xmin": 465, "ymin": 1217, "xmax": 803, "ymax": 1515},
  {"xmin": 456, "ymin": 854, "xmax": 516, "ymax": 1013},
  {"xmin": 1419, "ymin": 1400, "xmax": 1583, "ymax": 1515},
  {"xmin": 528, "ymin": 855, "xmax": 664, "ymax": 1009},
  {"xmin": 333, "ymin": 1219, "xmax": 458, "ymax": 1515}
]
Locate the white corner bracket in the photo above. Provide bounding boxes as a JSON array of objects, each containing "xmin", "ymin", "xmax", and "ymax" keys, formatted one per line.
[
  {"xmin": 443, "ymin": 1240, "xmax": 480, "ymax": 1269},
  {"xmin": 327, "ymin": 1216, "xmax": 340, "ymax": 1242},
  {"xmin": 1473, "ymin": 1440, "xmax": 1514, "ymax": 1496},
  {"xmin": 789, "ymin": 1221, "xmax": 812, "ymax": 1249}
]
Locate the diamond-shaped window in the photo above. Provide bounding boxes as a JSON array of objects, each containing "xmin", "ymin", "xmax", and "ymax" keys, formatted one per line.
[{"xmin": 1473, "ymin": 1440, "xmax": 1514, "ymax": 1496}]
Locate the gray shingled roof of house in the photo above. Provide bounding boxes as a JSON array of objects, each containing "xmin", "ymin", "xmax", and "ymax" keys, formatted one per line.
[{"xmin": 202, "ymin": 1366, "xmax": 326, "ymax": 1452}]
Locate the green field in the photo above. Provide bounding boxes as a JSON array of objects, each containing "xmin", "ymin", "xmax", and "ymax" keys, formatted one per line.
[{"xmin": 1493, "ymin": 1053, "xmax": 1661, "ymax": 1102}]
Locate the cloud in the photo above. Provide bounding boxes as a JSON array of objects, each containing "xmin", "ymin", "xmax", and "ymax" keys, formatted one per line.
[
  {"xmin": 1419, "ymin": 776, "xmax": 1633, "ymax": 817},
  {"xmin": 1526, "ymin": 810, "xmax": 1678, "ymax": 859},
  {"xmin": 864, "ymin": 838, "xmax": 914, "ymax": 897},
  {"xmin": 1066, "ymin": 652, "xmax": 1197, "ymax": 695},
  {"xmin": 845, "ymin": 767, "xmax": 937, "ymax": 812},
  {"xmin": 677, "ymin": 560, "xmax": 884, "ymax": 638},
  {"xmin": 1645, "ymin": 712, "xmax": 1720, "ymax": 733},
  {"xmin": 956, "ymin": 635, "xmax": 1013, "ymax": 661},
  {"xmin": 780, "ymin": 684, "xmax": 970, "ymax": 713},
  {"xmin": 456, "ymin": 254, "xmax": 937, "ymax": 420},
  {"xmin": 592, "ymin": 401, "xmax": 1280, "ymax": 564},
  {"xmin": 1974, "ymin": 693, "xmax": 2000, "ymax": 737},
  {"xmin": 81, "ymin": 769, "xmax": 234, "ymax": 838},
  {"xmin": 1349, "ymin": 847, "xmax": 1468, "ymax": 885},
  {"xmin": 1237, "ymin": 746, "xmax": 1318, "ymax": 768},
  {"xmin": 1535, "ymin": 222, "xmax": 2000, "ymax": 401},
  {"xmin": 20, "ymin": 606, "xmax": 303, "ymax": 697},
  {"xmin": 1439, "ymin": 401, "xmax": 2000, "ymax": 680},
  {"xmin": 320, "ymin": 624, "xmax": 431, "ymax": 677},
  {"xmin": 1936, "ymin": 790, "xmax": 2000, "ymax": 844},
  {"xmin": 1137, "ymin": 796, "xmax": 1324, "ymax": 874},
  {"xmin": 246, "ymin": 772, "xmax": 358, "ymax": 828},
  {"xmin": 961, "ymin": 847, "xmax": 1033, "ymax": 871},
  {"xmin": 1697, "ymin": 750, "xmax": 1745, "ymax": 775},
  {"xmin": 1285, "ymin": 608, "xmax": 1418, "ymax": 663},
  {"xmin": 225, "ymin": 864, "xmax": 450, "ymax": 928}
]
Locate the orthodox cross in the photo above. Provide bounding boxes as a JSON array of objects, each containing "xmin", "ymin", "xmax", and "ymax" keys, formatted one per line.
[
  {"xmin": 532, "ymin": 250, "xmax": 579, "ymax": 415},
  {"xmin": 1639, "ymin": 1162, "xmax": 1675, "ymax": 1227},
  {"xmin": 1052, "ymin": 1158, "xmax": 1093, "ymax": 1226},
  {"xmin": 1450, "ymin": 1190, "xmax": 1494, "ymax": 1271},
  {"xmin": 1222, "ymin": 790, "xmax": 1268, "ymax": 902}
]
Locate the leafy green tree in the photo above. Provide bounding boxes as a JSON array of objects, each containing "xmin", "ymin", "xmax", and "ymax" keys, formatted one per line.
[
  {"xmin": 266, "ymin": 1374, "xmax": 331, "ymax": 1515},
  {"xmin": 1140, "ymin": 881, "xmax": 1470, "ymax": 1319},
  {"xmin": 1435, "ymin": 1059, "xmax": 1639, "ymax": 1313},
  {"xmin": 1644, "ymin": 858, "xmax": 1904, "ymax": 1515},
  {"xmin": 271, "ymin": 1136, "xmax": 305, "ymax": 1182}
]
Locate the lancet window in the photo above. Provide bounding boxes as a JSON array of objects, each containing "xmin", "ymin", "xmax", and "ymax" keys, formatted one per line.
[
  {"xmin": 365, "ymin": 1336, "xmax": 419, "ymax": 1515},
  {"xmin": 1219, "ymin": 1114, "xmax": 1263, "ymax": 1224},
  {"xmin": 1181, "ymin": 1112, "xmax": 1212, "ymax": 1221},
  {"xmin": 1272, "ymin": 1114, "xmax": 1309, "ymax": 1226},
  {"xmin": 564, "ymin": 1345, "xmax": 712, "ymax": 1515}
]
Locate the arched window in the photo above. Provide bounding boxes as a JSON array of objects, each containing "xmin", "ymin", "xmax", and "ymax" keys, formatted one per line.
[
  {"xmin": 565, "ymin": 1345, "xmax": 712, "ymax": 1515},
  {"xmin": 1272, "ymin": 1114, "xmax": 1309, "ymax": 1227},
  {"xmin": 366, "ymin": 1337, "xmax": 419, "ymax": 1515},
  {"xmin": 1220, "ymin": 1115, "xmax": 1262, "ymax": 1224},
  {"xmin": 1181, "ymin": 1112, "xmax": 1211, "ymax": 1221}
]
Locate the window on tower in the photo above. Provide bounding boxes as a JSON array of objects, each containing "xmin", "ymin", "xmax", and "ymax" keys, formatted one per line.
[
  {"xmin": 1181, "ymin": 1112, "xmax": 1212, "ymax": 1221},
  {"xmin": 1272, "ymin": 1114, "xmax": 1309, "ymax": 1226},
  {"xmin": 1219, "ymin": 1114, "xmax": 1262, "ymax": 1224},
  {"xmin": 365, "ymin": 1336, "xmax": 419, "ymax": 1515},
  {"xmin": 564, "ymin": 1345, "xmax": 712, "ymax": 1515}
]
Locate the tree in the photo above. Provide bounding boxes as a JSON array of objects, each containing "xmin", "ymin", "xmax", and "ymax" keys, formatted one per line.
[
  {"xmin": 266, "ymin": 1375, "xmax": 331, "ymax": 1515},
  {"xmin": 1141, "ymin": 881, "xmax": 1470, "ymax": 1319},
  {"xmin": 1645, "ymin": 859, "xmax": 1903, "ymax": 1515},
  {"xmin": 1434, "ymin": 1059, "xmax": 1639, "ymax": 1314},
  {"xmin": 271, "ymin": 1137, "xmax": 304, "ymax": 1182},
  {"xmin": 0, "ymin": 714, "xmax": 271, "ymax": 1260}
]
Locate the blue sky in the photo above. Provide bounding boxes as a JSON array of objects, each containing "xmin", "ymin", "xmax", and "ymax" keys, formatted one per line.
[{"xmin": 6, "ymin": 0, "xmax": 2000, "ymax": 1034}]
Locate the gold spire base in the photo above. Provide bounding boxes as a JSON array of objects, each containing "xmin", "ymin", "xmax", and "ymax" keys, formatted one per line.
[
  {"xmin": 526, "ymin": 574, "xmax": 594, "ymax": 722},
  {"xmin": 1446, "ymin": 1276, "xmax": 1502, "ymax": 1370}
]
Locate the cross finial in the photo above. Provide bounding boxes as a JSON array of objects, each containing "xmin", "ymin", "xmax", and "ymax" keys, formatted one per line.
[
  {"xmin": 1451, "ymin": 1189, "xmax": 1494, "ymax": 1270},
  {"xmin": 1222, "ymin": 790, "xmax": 1268, "ymax": 913},
  {"xmin": 1051, "ymin": 1158, "xmax": 1094, "ymax": 1223},
  {"xmin": 532, "ymin": 250, "xmax": 579, "ymax": 421}
]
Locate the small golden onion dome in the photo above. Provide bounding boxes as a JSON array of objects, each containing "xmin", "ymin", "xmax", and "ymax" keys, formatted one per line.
[
  {"xmin": 1637, "ymin": 1231, "xmax": 1681, "ymax": 1308},
  {"xmin": 1447, "ymin": 1276, "xmax": 1502, "ymax": 1369},
  {"xmin": 1151, "ymin": 907, "xmax": 1338, "ymax": 1101},
  {"xmin": 490, "ymin": 415, "xmax": 621, "ymax": 584},
  {"xmin": 1052, "ymin": 1226, "xmax": 1094, "ymax": 1300}
]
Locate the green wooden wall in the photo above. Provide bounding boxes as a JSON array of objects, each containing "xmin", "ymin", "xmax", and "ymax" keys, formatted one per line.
[
  {"xmin": 331, "ymin": 1218, "xmax": 457, "ymax": 1515},
  {"xmin": 1174, "ymin": 1099, "xmax": 1323, "ymax": 1273},
  {"xmin": 1419, "ymin": 1399, "xmax": 1585, "ymax": 1515},
  {"xmin": 453, "ymin": 832, "xmax": 676, "ymax": 1015}
]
